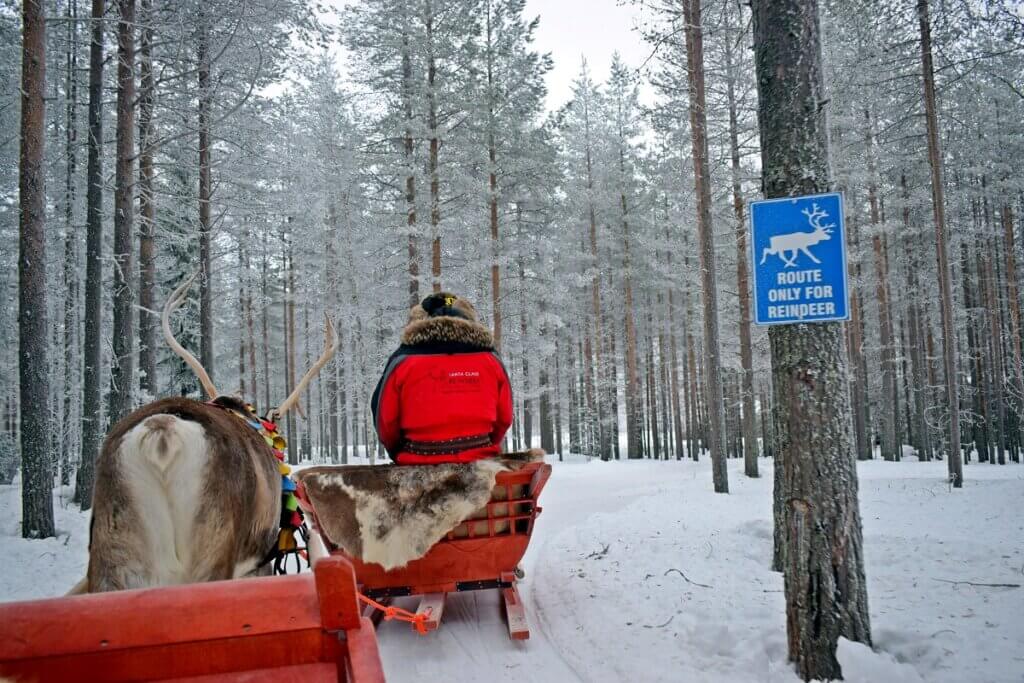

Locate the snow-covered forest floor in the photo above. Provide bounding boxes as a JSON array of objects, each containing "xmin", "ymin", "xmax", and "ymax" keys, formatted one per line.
[{"xmin": 3, "ymin": 457, "xmax": 1022, "ymax": 683}]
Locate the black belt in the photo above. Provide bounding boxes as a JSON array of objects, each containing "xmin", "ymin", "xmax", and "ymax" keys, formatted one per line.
[{"xmin": 403, "ymin": 433, "xmax": 491, "ymax": 456}]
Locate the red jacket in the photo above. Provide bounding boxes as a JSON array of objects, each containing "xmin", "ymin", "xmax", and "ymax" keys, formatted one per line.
[{"xmin": 371, "ymin": 317, "xmax": 513, "ymax": 465}]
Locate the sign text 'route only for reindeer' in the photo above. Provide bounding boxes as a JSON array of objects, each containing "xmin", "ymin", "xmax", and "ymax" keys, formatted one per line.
[{"xmin": 749, "ymin": 191, "xmax": 850, "ymax": 326}]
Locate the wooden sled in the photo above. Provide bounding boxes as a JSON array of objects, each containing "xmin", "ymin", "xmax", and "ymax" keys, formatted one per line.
[
  {"xmin": 299, "ymin": 460, "xmax": 552, "ymax": 641},
  {"xmin": 0, "ymin": 556, "xmax": 384, "ymax": 683}
]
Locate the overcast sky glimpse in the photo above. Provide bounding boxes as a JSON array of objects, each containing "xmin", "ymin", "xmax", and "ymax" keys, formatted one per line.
[{"xmin": 524, "ymin": 0, "xmax": 650, "ymax": 110}]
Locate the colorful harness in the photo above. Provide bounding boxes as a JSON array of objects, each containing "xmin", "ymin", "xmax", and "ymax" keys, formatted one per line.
[{"xmin": 212, "ymin": 400, "xmax": 307, "ymax": 574}]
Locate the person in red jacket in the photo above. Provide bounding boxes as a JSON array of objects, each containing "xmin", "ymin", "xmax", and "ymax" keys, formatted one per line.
[{"xmin": 371, "ymin": 292, "xmax": 513, "ymax": 465}]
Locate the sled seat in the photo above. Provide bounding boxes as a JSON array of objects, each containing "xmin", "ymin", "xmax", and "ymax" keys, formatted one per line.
[
  {"xmin": 302, "ymin": 460, "xmax": 551, "ymax": 640},
  {"xmin": 0, "ymin": 556, "xmax": 384, "ymax": 683}
]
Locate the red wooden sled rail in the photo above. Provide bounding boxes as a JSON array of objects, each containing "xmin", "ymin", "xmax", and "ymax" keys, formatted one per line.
[{"xmin": 0, "ymin": 556, "xmax": 385, "ymax": 683}]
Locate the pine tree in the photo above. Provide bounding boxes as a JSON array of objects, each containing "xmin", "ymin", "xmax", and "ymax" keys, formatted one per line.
[
  {"xmin": 751, "ymin": 0, "xmax": 871, "ymax": 677},
  {"xmin": 19, "ymin": 0, "xmax": 56, "ymax": 539}
]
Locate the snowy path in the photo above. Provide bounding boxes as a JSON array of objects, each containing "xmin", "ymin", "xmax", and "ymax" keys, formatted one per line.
[
  {"xmin": 2, "ymin": 457, "xmax": 1023, "ymax": 682},
  {"xmin": 374, "ymin": 458, "xmax": 667, "ymax": 683},
  {"xmin": 375, "ymin": 458, "xmax": 1024, "ymax": 683}
]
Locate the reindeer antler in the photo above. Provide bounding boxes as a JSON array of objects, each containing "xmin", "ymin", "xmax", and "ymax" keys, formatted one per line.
[
  {"xmin": 162, "ymin": 271, "xmax": 219, "ymax": 400},
  {"xmin": 271, "ymin": 314, "xmax": 337, "ymax": 420},
  {"xmin": 802, "ymin": 203, "xmax": 835, "ymax": 233}
]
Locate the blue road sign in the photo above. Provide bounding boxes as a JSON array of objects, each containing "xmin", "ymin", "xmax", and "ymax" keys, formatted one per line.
[{"xmin": 749, "ymin": 191, "xmax": 849, "ymax": 326}]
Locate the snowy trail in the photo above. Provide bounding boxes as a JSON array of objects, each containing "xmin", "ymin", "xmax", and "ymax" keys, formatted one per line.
[
  {"xmin": 374, "ymin": 458, "xmax": 1024, "ymax": 683},
  {"xmin": 375, "ymin": 459, "xmax": 669, "ymax": 683},
  {"xmin": 3, "ymin": 457, "xmax": 1023, "ymax": 682}
]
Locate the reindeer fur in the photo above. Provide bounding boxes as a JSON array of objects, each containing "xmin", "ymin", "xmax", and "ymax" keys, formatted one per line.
[
  {"xmin": 297, "ymin": 459, "xmax": 506, "ymax": 570},
  {"xmin": 82, "ymin": 397, "xmax": 281, "ymax": 592}
]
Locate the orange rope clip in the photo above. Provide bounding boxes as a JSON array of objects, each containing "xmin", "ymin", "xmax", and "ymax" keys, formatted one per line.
[{"xmin": 358, "ymin": 593, "xmax": 432, "ymax": 635}]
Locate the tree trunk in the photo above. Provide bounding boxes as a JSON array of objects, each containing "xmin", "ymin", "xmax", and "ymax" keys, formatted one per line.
[
  {"xmin": 260, "ymin": 249, "xmax": 271, "ymax": 412},
  {"xmin": 752, "ymin": 0, "xmax": 872, "ymax": 678},
  {"xmin": 137, "ymin": 0, "xmax": 157, "ymax": 396},
  {"xmin": 61, "ymin": 0, "xmax": 80, "ymax": 486},
  {"xmin": 286, "ymin": 235, "xmax": 298, "ymax": 465},
  {"xmin": 866, "ymin": 109, "xmax": 898, "ymax": 461},
  {"xmin": 485, "ymin": 3, "xmax": 502, "ymax": 351},
  {"xmin": 198, "ymin": 10, "xmax": 215, "ymax": 382},
  {"xmin": 400, "ymin": 9, "xmax": 419, "ymax": 307},
  {"xmin": 669, "ymin": 291, "xmax": 685, "ymax": 460},
  {"xmin": 846, "ymin": 215, "xmax": 871, "ymax": 460},
  {"xmin": 425, "ymin": 2, "xmax": 442, "ymax": 292},
  {"xmin": 1000, "ymin": 203, "xmax": 1024, "ymax": 444},
  {"xmin": 918, "ymin": 0, "xmax": 963, "ymax": 487},
  {"xmin": 981, "ymin": 235, "xmax": 1007, "ymax": 465},
  {"xmin": 108, "ymin": 0, "xmax": 136, "ymax": 424},
  {"xmin": 582, "ymin": 90, "xmax": 608, "ymax": 459},
  {"xmin": 903, "ymin": 173, "xmax": 932, "ymax": 461},
  {"xmin": 326, "ymin": 203, "xmax": 340, "ymax": 462},
  {"xmin": 725, "ymin": 29, "xmax": 758, "ymax": 476},
  {"xmin": 621, "ymin": 194, "xmax": 642, "ymax": 458},
  {"xmin": 75, "ymin": 0, "xmax": 105, "ymax": 510},
  {"xmin": 19, "ymin": 0, "xmax": 56, "ymax": 538},
  {"xmin": 683, "ymin": 0, "xmax": 727, "ymax": 492}
]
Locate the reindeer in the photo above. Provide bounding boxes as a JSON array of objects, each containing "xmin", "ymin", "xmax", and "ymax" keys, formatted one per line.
[
  {"xmin": 759, "ymin": 202, "xmax": 835, "ymax": 268},
  {"xmin": 71, "ymin": 273, "xmax": 336, "ymax": 593}
]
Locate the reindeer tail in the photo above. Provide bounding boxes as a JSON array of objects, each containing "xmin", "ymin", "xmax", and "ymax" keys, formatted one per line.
[{"xmin": 89, "ymin": 415, "xmax": 210, "ymax": 591}]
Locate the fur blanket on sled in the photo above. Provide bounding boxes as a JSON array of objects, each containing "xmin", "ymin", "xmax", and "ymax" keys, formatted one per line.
[{"xmin": 295, "ymin": 452, "xmax": 541, "ymax": 570}]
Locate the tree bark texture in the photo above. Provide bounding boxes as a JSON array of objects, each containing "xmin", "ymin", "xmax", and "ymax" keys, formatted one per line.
[
  {"xmin": 752, "ymin": 0, "xmax": 872, "ymax": 678},
  {"xmin": 76, "ymin": 0, "xmax": 105, "ymax": 509},
  {"xmin": 725, "ymin": 30, "xmax": 758, "ymax": 476},
  {"xmin": 683, "ymin": 0, "xmax": 728, "ymax": 492},
  {"xmin": 198, "ymin": 11, "xmax": 215, "ymax": 383},
  {"xmin": 108, "ymin": 0, "xmax": 136, "ymax": 424},
  {"xmin": 137, "ymin": 0, "xmax": 157, "ymax": 396},
  {"xmin": 400, "ymin": 9, "xmax": 419, "ymax": 307},
  {"xmin": 19, "ymin": 0, "xmax": 56, "ymax": 538},
  {"xmin": 918, "ymin": 0, "xmax": 963, "ymax": 486},
  {"xmin": 61, "ymin": 0, "xmax": 80, "ymax": 484},
  {"xmin": 486, "ymin": 3, "xmax": 502, "ymax": 351},
  {"xmin": 425, "ymin": 1, "xmax": 442, "ymax": 292},
  {"xmin": 866, "ymin": 109, "xmax": 898, "ymax": 461}
]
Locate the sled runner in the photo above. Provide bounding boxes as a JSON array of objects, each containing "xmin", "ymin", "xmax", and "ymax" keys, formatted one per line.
[
  {"xmin": 0, "ymin": 556, "xmax": 384, "ymax": 683},
  {"xmin": 297, "ymin": 459, "xmax": 552, "ymax": 640}
]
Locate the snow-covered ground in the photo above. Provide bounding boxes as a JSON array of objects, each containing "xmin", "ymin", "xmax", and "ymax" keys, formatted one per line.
[{"xmin": 2, "ymin": 457, "xmax": 1022, "ymax": 682}]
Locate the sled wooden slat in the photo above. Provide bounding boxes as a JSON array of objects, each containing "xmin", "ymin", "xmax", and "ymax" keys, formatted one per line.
[
  {"xmin": 502, "ymin": 583, "xmax": 530, "ymax": 640},
  {"xmin": 156, "ymin": 662, "xmax": 338, "ymax": 682},
  {"xmin": 417, "ymin": 592, "xmax": 447, "ymax": 631},
  {"xmin": 0, "ymin": 557, "xmax": 384, "ymax": 683}
]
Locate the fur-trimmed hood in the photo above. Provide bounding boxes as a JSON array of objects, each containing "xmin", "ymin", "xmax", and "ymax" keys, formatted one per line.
[{"xmin": 401, "ymin": 293, "xmax": 494, "ymax": 349}]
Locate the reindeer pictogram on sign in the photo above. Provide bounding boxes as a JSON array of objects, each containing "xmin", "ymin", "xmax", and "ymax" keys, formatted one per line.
[
  {"xmin": 759, "ymin": 203, "xmax": 835, "ymax": 268},
  {"xmin": 749, "ymin": 191, "xmax": 850, "ymax": 326}
]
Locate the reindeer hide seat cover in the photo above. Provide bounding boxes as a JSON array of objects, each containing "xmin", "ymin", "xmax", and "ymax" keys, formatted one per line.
[{"xmin": 295, "ymin": 459, "xmax": 507, "ymax": 570}]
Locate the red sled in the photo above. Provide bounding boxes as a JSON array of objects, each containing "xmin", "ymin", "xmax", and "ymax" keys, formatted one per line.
[
  {"xmin": 0, "ymin": 556, "xmax": 384, "ymax": 683},
  {"xmin": 299, "ymin": 460, "xmax": 552, "ymax": 640}
]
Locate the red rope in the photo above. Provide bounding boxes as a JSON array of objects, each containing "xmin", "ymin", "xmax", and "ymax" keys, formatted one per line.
[{"xmin": 358, "ymin": 593, "xmax": 432, "ymax": 635}]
